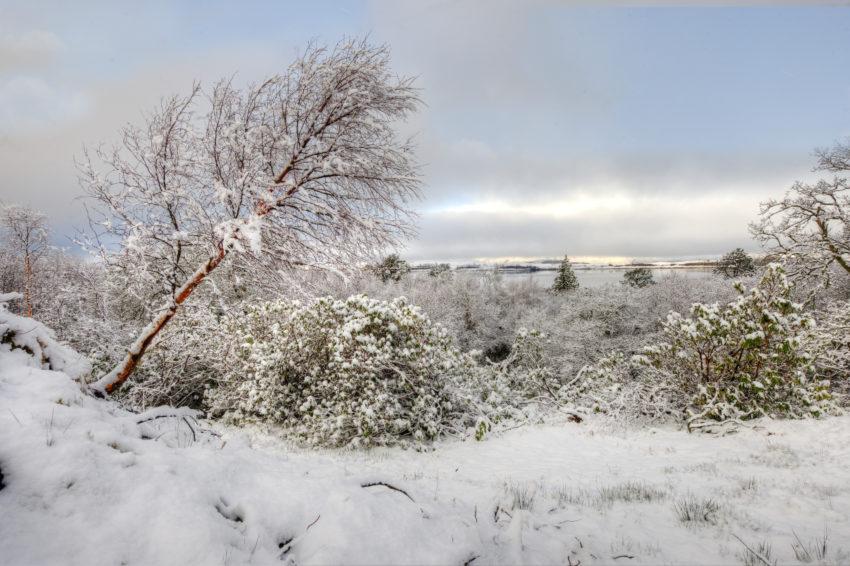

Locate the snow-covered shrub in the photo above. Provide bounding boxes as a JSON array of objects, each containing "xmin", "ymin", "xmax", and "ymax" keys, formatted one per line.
[
  {"xmin": 713, "ymin": 248, "xmax": 756, "ymax": 278},
  {"xmin": 118, "ymin": 304, "xmax": 232, "ymax": 410},
  {"xmin": 622, "ymin": 267, "xmax": 655, "ymax": 288},
  {"xmin": 370, "ymin": 254, "xmax": 411, "ymax": 283},
  {"xmin": 209, "ymin": 295, "xmax": 478, "ymax": 448},
  {"xmin": 333, "ymin": 269, "xmax": 737, "ymax": 413},
  {"xmin": 427, "ymin": 263, "xmax": 452, "ymax": 278},
  {"xmin": 497, "ymin": 328, "xmax": 561, "ymax": 402},
  {"xmin": 513, "ymin": 274, "xmax": 735, "ymax": 392},
  {"xmin": 34, "ymin": 258, "xmax": 143, "ymax": 378},
  {"xmin": 809, "ymin": 300, "xmax": 850, "ymax": 401},
  {"xmin": 0, "ymin": 292, "xmax": 91, "ymax": 379},
  {"xmin": 639, "ymin": 264, "xmax": 834, "ymax": 430},
  {"xmin": 559, "ymin": 352, "xmax": 684, "ymax": 423},
  {"xmin": 338, "ymin": 270, "xmax": 544, "ymax": 357},
  {"xmin": 461, "ymin": 328, "xmax": 564, "ymax": 435}
]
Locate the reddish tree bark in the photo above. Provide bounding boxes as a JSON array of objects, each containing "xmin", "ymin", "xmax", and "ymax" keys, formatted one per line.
[{"xmin": 92, "ymin": 246, "xmax": 227, "ymax": 395}]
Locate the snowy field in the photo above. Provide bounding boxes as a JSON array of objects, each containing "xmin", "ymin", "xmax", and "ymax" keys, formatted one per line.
[{"xmin": 2, "ymin": 347, "xmax": 848, "ymax": 566}]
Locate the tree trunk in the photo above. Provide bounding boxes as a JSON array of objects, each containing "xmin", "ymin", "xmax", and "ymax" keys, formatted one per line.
[
  {"xmin": 23, "ymin": 254, "xmax": 33, "ymax": 317},
  {"xmin": 91, "ymin": 246, "xmax": 227, "ymax": 396}
]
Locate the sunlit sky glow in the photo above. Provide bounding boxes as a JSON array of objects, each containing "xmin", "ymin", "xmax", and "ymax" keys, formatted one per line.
[{"xmin": 1, "ymin": 1, "xmax": 849, "ymax": 262}]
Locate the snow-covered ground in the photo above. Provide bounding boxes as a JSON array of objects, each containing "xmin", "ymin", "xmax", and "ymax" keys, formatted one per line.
[{"xmin": 2, "ymin": 347, "xmax": 849, "ymax": 566}]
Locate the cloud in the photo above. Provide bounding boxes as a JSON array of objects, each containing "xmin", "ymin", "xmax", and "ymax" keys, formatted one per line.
[
  {"xmin": 417, "ymin": 135, "xmax": 813, "ymax": 203},
  {"xmin": 0, "ymin": 1, "xmax": 844, "ymax": 261},
  {"xmin": 0, "ymin": 42, "xmax": 297, "ymax": 233},
  {"xmin": 0, "ymin": 76, "xmax": 91, "ymax": 134},
  {"xmin": 0, "ymin": 30, "xmax": 64, "ymax": 72},
  {"xmin": 405, "ymin": 188, "xmax": 769, "ymax": 262},
  {"xmin": 402, "ymin": 138, "xmax": 814, "ymax": 261}
]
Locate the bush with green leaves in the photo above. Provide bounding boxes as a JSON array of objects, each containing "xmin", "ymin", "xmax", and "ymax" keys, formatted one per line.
[
  {"xmin": 622, "ymin": 267, "xmax": 655, "ymax": 288},
  {"xmin": 714, "ymin": 248, "xmax": 756, "ymax": 278},
  {"xmin": 370, "ymin": 253, "xmax": 411, "ymax": 283},
  {"xmin": 637, "ymin": 264, "xmax": 834, "ymax": 430},
  {"xmin": 208, "ymin": 295, "xmax": 478, "ymax": 448}
]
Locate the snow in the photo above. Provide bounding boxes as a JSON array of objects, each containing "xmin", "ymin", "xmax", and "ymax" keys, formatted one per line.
[
  {"xmin": 2, "ymin": 349, "xmax": 850, "ymax": 565},
  {"xmin": 0, "ymin": 292, "xmax": 23, "ymax": 305},
  {"xmin": 0, "ymin": 305, "xmax": 91, "ymax": 381}
]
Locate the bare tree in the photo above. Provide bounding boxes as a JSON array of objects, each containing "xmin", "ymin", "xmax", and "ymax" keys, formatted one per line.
[
  {"xmin": 80, "ymin": 39, "xmax": 421, "ymax": 395},
  {"xmin": 751, "ymin": 141, "xmax": 850, "ymax": 284},
  {"xmin": 0, "ymin": 203, "xmax": 49, "ymax": 317}
]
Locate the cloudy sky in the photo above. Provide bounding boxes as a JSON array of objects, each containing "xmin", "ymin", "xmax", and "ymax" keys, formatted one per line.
[{"xmin": 1, "ymin": 1, "xmax": 850, "ymax": 263}]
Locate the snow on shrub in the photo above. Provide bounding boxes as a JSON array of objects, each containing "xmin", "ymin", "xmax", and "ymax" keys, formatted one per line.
[
  {"xmin": 208, "ymin": 295, "xmax": 477, "ymax": 448},
  {"xmin": 0, "ymin": 292, "xmax": 91, "ymax": 380},
  {"xmin": 462, "ymin": 328, "xmax": 564, "ymax": 437},
  {"xmin": 637, "ymin": 264, "xmax": 835, "ymax": 430},
  {"xmin": 495, "ymin": 328, "xmax": 562, "ymax": 403},
  {"xmin": 808, "ymin": 300, "xmax": 850, "ymax": 401},
  {"xmin": 119, "ymin": 305, "xmax": 231, "ymax": 411},
  {"xmin": 560, "ymin": 352, "xmax": 685, "ymax": 424}
]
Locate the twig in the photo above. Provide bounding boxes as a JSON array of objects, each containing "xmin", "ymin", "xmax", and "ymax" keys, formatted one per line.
[
  {"xmin": 361, "ymin": 481, "xmax": 415, "ymax": 503},
  {"xmin": 7, "ymin": 409, "xmax": 22, "ymax": 427},
  {"xmin": 306, "ymin": 514, "xmax": 321, "ymax": 531},
  {"xmin": 137, "ymin": 413, "xmax": 191, "ymax": 424},
  {"xmin": 181, "ymin": 416, "xmax": 197, "ymax": 442}
]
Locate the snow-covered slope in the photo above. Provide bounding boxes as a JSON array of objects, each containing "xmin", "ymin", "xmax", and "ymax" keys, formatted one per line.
[{"xmin": 1, "ymin": 347, "xmax": 849, "ymax": 565}]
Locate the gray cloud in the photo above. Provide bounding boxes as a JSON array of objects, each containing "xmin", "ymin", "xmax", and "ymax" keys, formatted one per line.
[
  {"xmin": 404, "ymin": 188, "xmax": 768, "ymax": 262},
  {"xmin": 0, "ymin": 1, "xmax": 843, "ymax": 261},
  {"xmin": 0, "ymin": 43, "xmax": 291, "ymax": 237},
  {"xmin": 0, "ymin": 30, "xmax": 64, "ymax": 72}
]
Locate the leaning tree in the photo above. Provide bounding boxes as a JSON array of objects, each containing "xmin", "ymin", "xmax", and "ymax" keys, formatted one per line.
[
  {"xmin": 751, "ymin": 140, "xmax": 850, "ymax": 285},
  {"xmin": 80, "ymin": 39, "xmax": 421, "ymax": 395}
]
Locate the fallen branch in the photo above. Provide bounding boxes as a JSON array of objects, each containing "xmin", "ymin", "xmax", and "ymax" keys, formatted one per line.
[
  {"xmin": 361, "ymin": 481, "xmax": 415, "ymax": 503},
  {"xmin": 306, "ymin": 514, "xmax": 321, "ymax": 531}
]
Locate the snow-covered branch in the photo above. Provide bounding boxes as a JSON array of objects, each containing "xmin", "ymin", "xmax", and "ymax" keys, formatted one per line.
[{"xmin": 81, "ymin": 38, "xmax": 421, "ymax": 394}]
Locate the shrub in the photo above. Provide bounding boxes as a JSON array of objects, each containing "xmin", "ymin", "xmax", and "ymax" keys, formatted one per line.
[
  {"xmin": 638, "ymin": 264, "xmax": 835, "ymax": 430},
  {"xmin": 561, "ymin": 352, "xmax": 685, "ymax": 423},
  {"xmin": 501, "ymin": 328, "xmax": 560, "ymax": 399},
  {"xmin": 428, "ymin": 263, "xmax": 452, "ymax": 278},
  {"xmin": 622, "ymin": 268, "xmax": 655, "ymax": 288},
  {"xmin": 208, "ymin": 295, "xmax": 477, "ymax": 448},
  {"xmin": 0, "ymin": 292, "xmax": 91, "ymax": 380},
  {"xmin": 119, "ymin": 305, "xmax": 231, "ymax": 411},
  {"xmin": 714, "ymin": 248, "xmax": 756, "ymax": 278},
  {"xmin": 371, "ymin": 254, "xmax": 411, "ymax": 283},
  {"xmin": 808, "ymin": 300, "xmax": 850, "ymax": 401}
]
